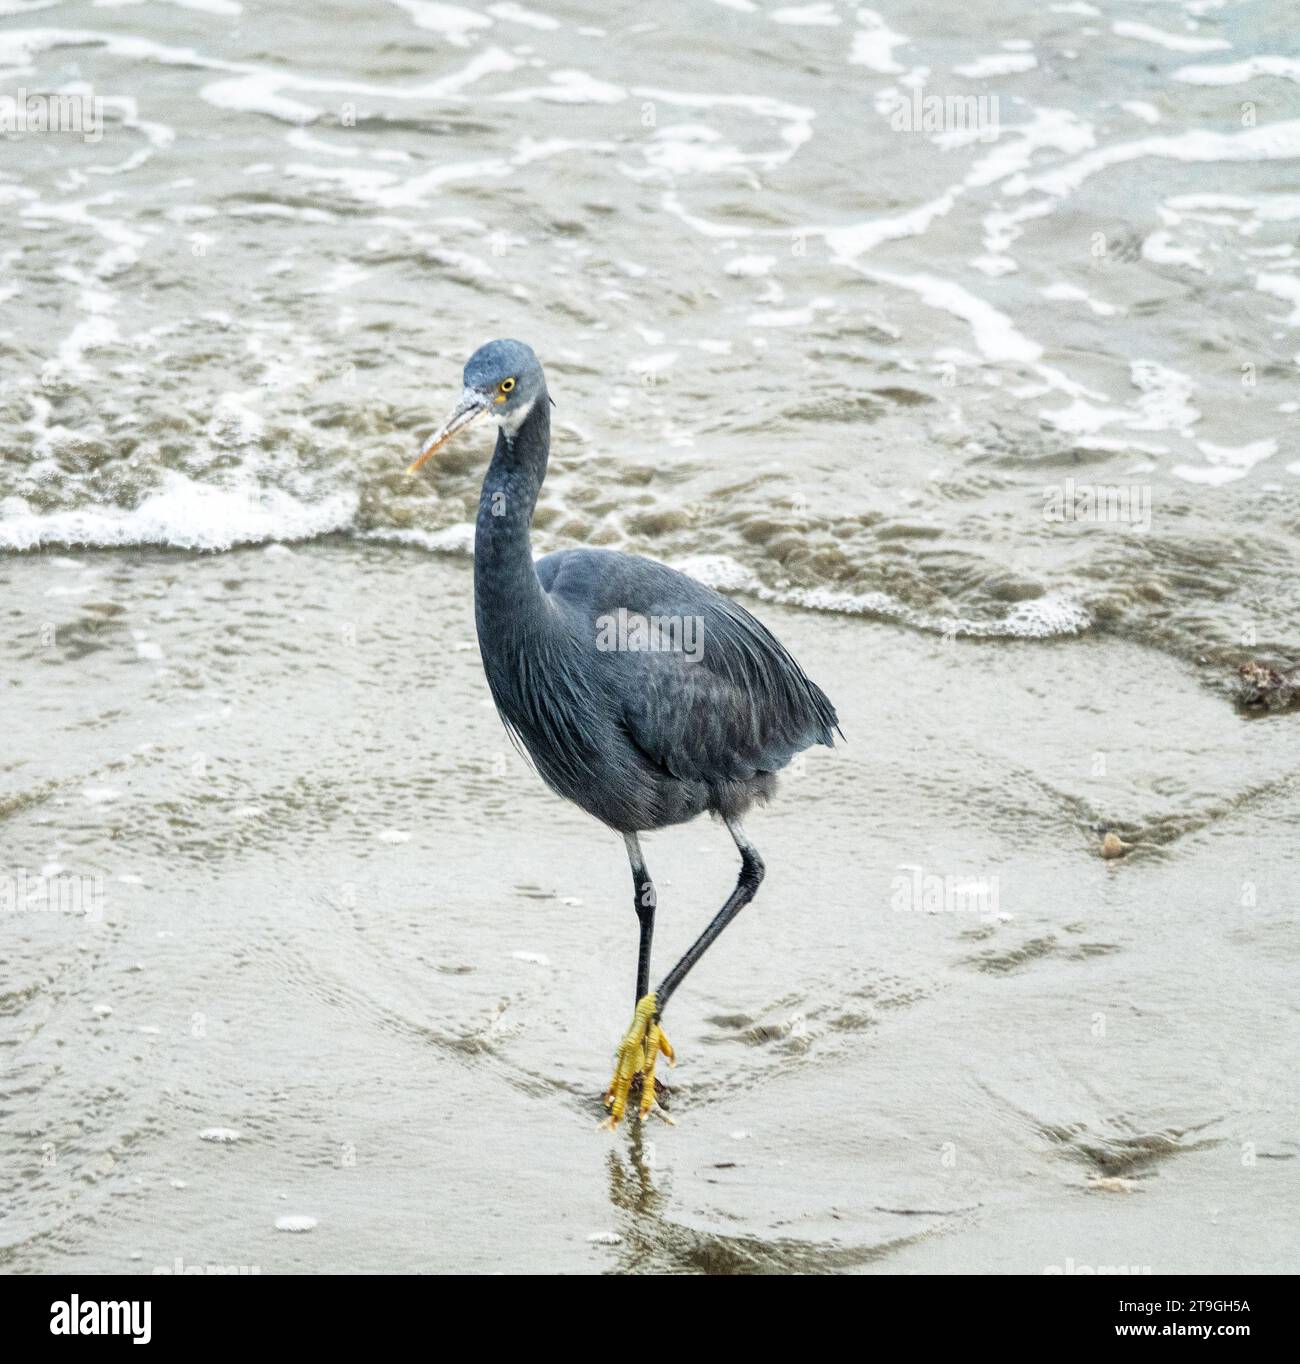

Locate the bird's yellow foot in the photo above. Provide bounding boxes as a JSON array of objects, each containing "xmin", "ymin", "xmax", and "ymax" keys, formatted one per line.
[{"xmin": 601, "ymin": 992, "xmax": 675, "ymax": 1128}]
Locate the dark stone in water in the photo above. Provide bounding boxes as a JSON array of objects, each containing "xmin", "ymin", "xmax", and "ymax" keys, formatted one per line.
[{"xmin": 1236, "ymin": 660, "xmax": 1300, "ymax": 712}]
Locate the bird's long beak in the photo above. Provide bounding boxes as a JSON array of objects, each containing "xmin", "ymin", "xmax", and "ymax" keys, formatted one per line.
[{"xmin": 407, "ymin": 388, "xmax": 489, "ymax": 474}]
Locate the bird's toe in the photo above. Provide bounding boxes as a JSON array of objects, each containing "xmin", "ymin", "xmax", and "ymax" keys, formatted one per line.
[{"xmin": 600, "ymin": 993, "xmax": 675, "ymax": 1128}]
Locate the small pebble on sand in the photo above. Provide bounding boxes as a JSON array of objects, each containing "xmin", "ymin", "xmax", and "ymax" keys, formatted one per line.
[
  {"xmin": 1100, "ymin": 832, "xmax": 1129, "ymax": 859},
  {"xmin": 1088, "ymin": 1176, "xmax": 1138, "ymax": 1194}
]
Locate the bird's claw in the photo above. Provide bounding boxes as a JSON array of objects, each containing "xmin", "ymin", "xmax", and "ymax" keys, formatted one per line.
[{"xmin": 601, "ymin": 992, "xmax": 675, "ymax": 1128}]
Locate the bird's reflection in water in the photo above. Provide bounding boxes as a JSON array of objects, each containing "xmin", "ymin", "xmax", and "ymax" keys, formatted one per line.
[{"xmin": 605, "ymin": 1127, "xmax": 667, "ymax": 1268}]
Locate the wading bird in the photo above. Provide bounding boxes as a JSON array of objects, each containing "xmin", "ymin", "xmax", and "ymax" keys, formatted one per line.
[{"xmin": 408, "ymin": 340, "xmax": 839, "ymax": 1126}]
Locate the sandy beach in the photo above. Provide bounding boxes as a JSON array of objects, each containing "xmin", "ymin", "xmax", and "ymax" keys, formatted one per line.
[
  {"xmin": 4, "ymin": 542, "xmax": 1297, "ymax": 1273},
  {"xmin": 4, "ymin": 0, "xmax": 1300, "ymax": 1278}
]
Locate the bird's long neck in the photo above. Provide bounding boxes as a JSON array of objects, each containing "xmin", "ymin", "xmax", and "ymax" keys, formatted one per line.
[{"xmin": 473, "ymin": 395, "xmax": 550, "ymax": 630}]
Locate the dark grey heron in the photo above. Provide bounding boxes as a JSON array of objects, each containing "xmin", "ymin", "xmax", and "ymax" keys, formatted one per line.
[{"xmin": 408, "ymin": 339, "xmax": 840, "ymax": 1126}]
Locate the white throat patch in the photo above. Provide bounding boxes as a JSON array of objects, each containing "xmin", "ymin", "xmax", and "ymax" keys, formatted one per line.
[{"xmin": 499, "ymin": 396, "xmax": 536, "ymax": 437}]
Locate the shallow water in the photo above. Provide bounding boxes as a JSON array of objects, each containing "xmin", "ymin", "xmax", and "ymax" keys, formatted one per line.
[
  {"xmin": 4, "ymin": 0, "xmax": 1300, "ymax": 665},
  {"xmin": 3, "ymin": 545, "xmax": 1299, "ymax": 1273},
  {"xmin": 2, "ymin": 1, "xmax": 1299, "ymax": 1273}
]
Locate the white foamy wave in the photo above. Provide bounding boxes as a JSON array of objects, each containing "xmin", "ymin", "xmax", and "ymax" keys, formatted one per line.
[
  {"xmin": 1122, "ymin": 101, "xmax": 1161, "ymax": 125},
  {"xmin": 1174, "ymin": 56, "xmax": 1300, "ymax": 87},
  {"xmin": 1166, "ymin": 191, "xmax": 1300, "ymax": 224},
  {"xmin": 364, "ymin": 523, "xmax": 477, "ymax": 556},
  {"xmin": 953, "ymin": 53, "xmax": 1037, "ymax": 79},
  {"xmin": 495, "ymin": 70, "xmax": 626, "ymax": 105},
  {"xmin": 858, "ymin": 268, "xmax": 1043, "ymax": 365},
  {"xmin": 1173, "ymin": 439, "xmax": 1278, "ymax": 487},
  {"xmin": 359, "ymin": 536, "xmax": 1089, "ymax": 639},
  {"xmin": 100, "ymin": 0, "xmax": 244, "ymax": 15},
  {"xmin": 630, "ymin": 88, "xmax": 814, "ymax": 170},
  {"xmin": 387, "ymin": 1, "xmax": 492, "ymax": 46},
  {"xmin": 1013, "ymin": 121, "xmax": 1300, "ymax": 199},
  {"xmin": 201, "ymin": 73, "xmax": 321, "ymax": 124},
  {"xmin": 1143, "ymin": 229, "xmax": 1206, "ymax": 271},
  {"xmin": 0, "ymin": 474, "xmax": 358, "ymax": 552},
  {"xmin": 1039, "ymin": 360, "xmax": 1200, "ymax": 440},
  {"xmin": 821, "ymin": 108, "xmax": 1092, "ymax": 265},
  {"xmin": 1112, "ymin": 21, "xmax": 1230, "ymax": 55},
  {"xmin": 672, "ymin": 555, "xmax": 1091, "ymax": 640},
  {"xmin": 1254, "ymin": 273, "xmax": 1300, "ymax": 325},
  {"xmin": 1040, "ymin": 282, "xmax": 1120, "ymax": 317},
  {"xmin": 772, "ymin": 3, "xmax": 839, "ymax": 25},
  {"xmin": 848, "ymin": 10, "xmax": 908, "ymax": 73},
  {"xmin": 0, "ymin": 26, "xmax": 521, "ymax": 131},
  {"xmin": 486, "ymin": 3, "xmax": 558, "ymax": 31}
]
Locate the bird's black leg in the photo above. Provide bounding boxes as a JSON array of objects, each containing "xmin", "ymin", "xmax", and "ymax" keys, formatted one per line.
[
  {"xmin": 603, "ymin": 833, "xmax": 674, "ymax": 1126},
  {"xmin": 655, "ymin": 817, "xmax": 764, "ymax": 1010},
  {"xmin": 623, "ymin": 833, "xmax": 656, "ymax": 1003}
]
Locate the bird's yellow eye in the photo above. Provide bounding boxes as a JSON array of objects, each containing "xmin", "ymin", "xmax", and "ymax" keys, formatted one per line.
[{"xmin": 500, "ymin": 377, "xmax": 516, "ymax": 393}]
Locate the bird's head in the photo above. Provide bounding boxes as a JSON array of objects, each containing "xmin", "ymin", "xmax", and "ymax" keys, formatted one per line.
[{"xmin": 408, "ymin": 338, "xmax": 546, "ymax": 473}]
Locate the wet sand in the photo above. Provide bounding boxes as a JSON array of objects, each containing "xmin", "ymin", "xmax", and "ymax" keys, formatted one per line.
[{"xmin": 3, "ymin": 541, "xmax": 1297, "ymax": 1273}]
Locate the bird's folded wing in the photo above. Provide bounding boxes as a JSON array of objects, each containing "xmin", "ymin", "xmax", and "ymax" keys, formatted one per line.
[
  {"xmin": 611, "ymin": 579, "xmax": 839, "ymax": 785},
  {"xmin": 540, "ymin": 548, "xmax": 839, "ymax": 785}
]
